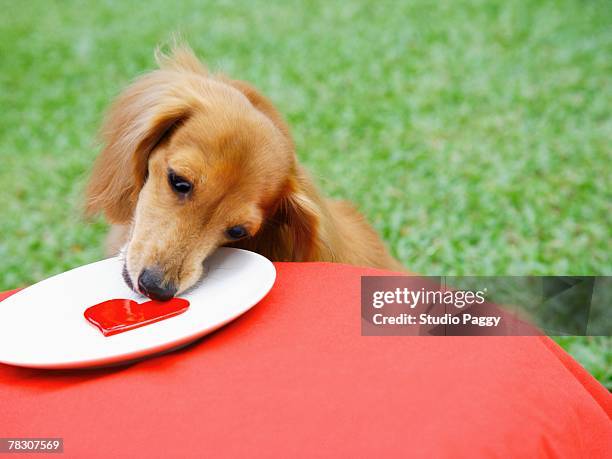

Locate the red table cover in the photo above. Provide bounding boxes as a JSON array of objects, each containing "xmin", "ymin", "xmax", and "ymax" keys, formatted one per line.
[{"xmin": 0, "ymin": 263, "xmax": 610, "ymax": 458}]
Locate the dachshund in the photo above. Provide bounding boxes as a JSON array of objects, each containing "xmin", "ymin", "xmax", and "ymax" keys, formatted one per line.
[{"xmin": 86, "ymin": 44, "xmax": 403, "ymax": 300}]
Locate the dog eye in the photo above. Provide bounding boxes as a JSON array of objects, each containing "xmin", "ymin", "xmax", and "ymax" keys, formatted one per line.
[
  {"xmin": 168, "ymin": 171, "xmax": 192, "ymax": 195},
  {"xmin": 226, "ymin": 225, "xmax": 248, "ymax": 240}
]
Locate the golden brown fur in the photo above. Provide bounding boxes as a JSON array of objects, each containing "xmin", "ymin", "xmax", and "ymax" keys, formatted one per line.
[{"xmin": 86, "ymin": 44, "xmax": 402, "ymax": 297}]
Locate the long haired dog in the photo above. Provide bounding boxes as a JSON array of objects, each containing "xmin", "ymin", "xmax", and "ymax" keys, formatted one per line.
[{"xmin": 86, "ymin": 45, "xmax": 402, "ymax": 300}]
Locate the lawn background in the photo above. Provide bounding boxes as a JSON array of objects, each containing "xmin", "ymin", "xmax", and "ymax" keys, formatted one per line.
[{"xmin": 0, "ymin": 0, "xmax": 610, "ymax": 387}]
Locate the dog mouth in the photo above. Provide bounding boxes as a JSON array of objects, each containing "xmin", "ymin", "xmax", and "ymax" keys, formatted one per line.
[
  {"xmin": 121, "ymin": 260, "xmax": 209, "ymax": 298},
  {"xmin": 122, "ymin": 263, "xmax": 134, "ymax": 291}
]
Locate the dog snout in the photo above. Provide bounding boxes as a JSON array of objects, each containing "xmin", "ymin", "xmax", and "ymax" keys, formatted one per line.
[
  {"xmin": 122, "ymin": 263, "xmax": 134, "ymax": 290},
  {"xmin": 137, "ymin": 267, "xmax": 177, "ymax": 302}
]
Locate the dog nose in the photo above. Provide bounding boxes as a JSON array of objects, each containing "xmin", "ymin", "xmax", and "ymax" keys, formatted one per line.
[{"xmin": 137, "ymin": 268, "xmax": 177, "ymax": 301}]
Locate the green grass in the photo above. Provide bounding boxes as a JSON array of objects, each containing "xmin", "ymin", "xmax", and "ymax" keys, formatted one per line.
[{"xmin": 0, "ymin": 1, "xmax": 610, "ymax": 385}]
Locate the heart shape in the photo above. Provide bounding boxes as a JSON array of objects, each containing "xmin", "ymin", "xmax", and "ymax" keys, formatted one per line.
[{"xmin": 84, "ymin": 297, "xmax": 190, "ymax": 337}]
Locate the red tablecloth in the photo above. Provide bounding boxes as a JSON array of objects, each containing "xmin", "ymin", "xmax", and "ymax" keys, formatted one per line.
[{"xmin": 0, "ymin": 263, "xmax": 610, "ymax": 458}]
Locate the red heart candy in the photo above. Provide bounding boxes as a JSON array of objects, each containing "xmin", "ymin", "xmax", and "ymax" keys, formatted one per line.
[{"xmin": 84, "ymin": 297, "xmax": 190, "ymax": 337}]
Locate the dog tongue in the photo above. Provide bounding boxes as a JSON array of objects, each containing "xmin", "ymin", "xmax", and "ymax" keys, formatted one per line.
[{"xmin": 84, "ymin": 298, "xmax": 190, "ymax": 336}]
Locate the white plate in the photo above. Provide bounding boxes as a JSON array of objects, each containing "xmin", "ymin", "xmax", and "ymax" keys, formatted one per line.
[{"xmin": 0, "ymin": 248, "xmax": 275, "ymax": 369}]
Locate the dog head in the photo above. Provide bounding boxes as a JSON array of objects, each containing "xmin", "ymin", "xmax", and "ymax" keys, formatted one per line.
[{"xmin": 86, "ymin": 46, "xmax": 321, "ymax": 300}]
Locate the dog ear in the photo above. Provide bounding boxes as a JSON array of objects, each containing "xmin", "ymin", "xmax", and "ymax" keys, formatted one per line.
[
  {"xmin": 274, "ymin": 173, "xmax": 322, "ymax": 261},
  {"xmin": 85, "ymin": 70, "xmax": 195, "ymax": 223},
  {"xmin": 235, "ymin": 168, "xmax": 329, "ymax": 262}
]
